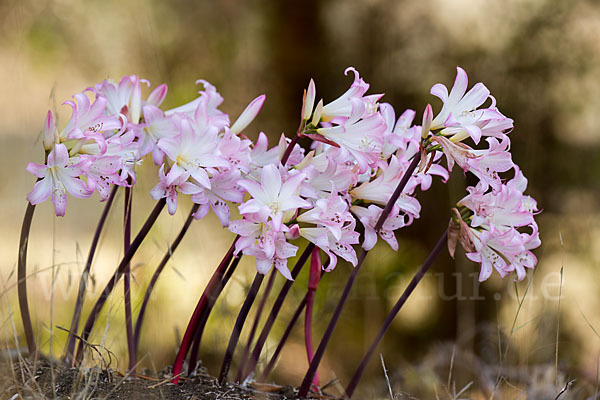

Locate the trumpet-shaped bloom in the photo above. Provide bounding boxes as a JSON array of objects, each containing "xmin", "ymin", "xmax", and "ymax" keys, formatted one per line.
[
  {"xmin": 452, "ymin": 167, "xmax": 541, "ymax": 281},
  {"xmin": 238, "ymin": 165, "xmax": 310, "ymax": 229},
  {"xmin": 297, "ymin": 194, "xmax": 353, "ymax": 240},
  {"xmin": 158, "ymin": 115, "xmax": 228, "ymax": 188},
  {"xmin": 229, "ymin": 218, "xmax": 297, "ymax": 279},
  {"xmin": 26, "ymin": 143, "xmax": 93, "ymax": 216},
  {"xmin": 350, "ymin": 155, "xmax": 421, "ymax": 218},
  {"xmin": 300, "ymin": 220, "xmax": 360, "ymax": 271},
  {"xmin": 351, "ymin": 204, "xmax": 409, "ymax": 251},
  {"xmin": 430, "ymin": 67, "xmax": 490, "ymax": 131},
  {"xmin": 149, "ymin": 164, "xmax": 198, "ymax": 215},
  {"xmin": 321, "ymin": 67, "xmax": 382, "ymax": 121},
  {"xmin": 317, "ymin": 104, "xmax": 386, "ymax": 173}
]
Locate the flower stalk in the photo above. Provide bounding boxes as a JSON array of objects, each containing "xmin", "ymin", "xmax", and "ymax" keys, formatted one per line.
[
  {"xmin": 63, "ymin": 184, "xmax": 119, "ymax": 364},
  {"xmin": 236, "ymin": 268, "xmax": 277, "ymax": 382},
  {"xmin": 133, "ymin": 203, "xmax": 200, "ymax": 363},
  {"xmin": 344, "ymin": 228, "xmax": 449, "ymax": 398},
  {"xmin": 258, "ymin": 292, "xmax": 308, "ymax": 381},
  {"xmin": 218, "ymin": 272, "xmax": 265, "ymax": 385},
  {"xmin": 187, "ymin": 253, "xmax": 242, "ymax": 374},
  {"xmin": 304, "ymin": 247, "xmax": 322, "ymax": 388},
  {"xmin": 298, "ymin": 154, "xmax": 421, "ymax": 397},
  {"xmin": 171, "ymin": 237, "xmax": 237, "ymax": 384},
  {"xmin": 18, "ymin": 202, "xmax": 37, "ymax": 357},
  {"xmin": 74, "ymin": 198, "xmax": 166, "ymax": 364},
  {"xmin": 242, "ymin": 243, "xmax": 315, "ymax": 380},
  {"xmin": 123, "ymin": 186, "xmax": 135, "ymax": 375}
]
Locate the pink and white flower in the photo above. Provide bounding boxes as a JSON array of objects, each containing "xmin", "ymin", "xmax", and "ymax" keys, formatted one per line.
[
  {"xmin": 26, "ymin": 143, "xmax": 93, "ymax": 216},
  {"xmin": 238, "ymin": 165, "xmax": 310, "ymax": 230}
]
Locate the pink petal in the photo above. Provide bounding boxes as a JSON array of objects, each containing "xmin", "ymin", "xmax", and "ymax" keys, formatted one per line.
[
  {"xmin": 230, "ymin": 94, "xmax": 266, "ymax": 135},
  {"xmin": 58, "ymin": 173, "xmax": 92, "ymax": 199},
  {"xmin": 261, "ymin": 165, "xmax": 282, "ymax": 201},
  {"xmin": 52, "ymin": 191, "xmax": 68, "ymax": 217},
  {"xmin": 26, "ymin": 177, "xmax": 52, "ymax": 205},
  {"xmin": 47, "ymin": 144, "xmax": 69, "ymax": 168},
  {"xmin": 430, "ymin": 83, "xmax": 449, "ymax": 101},
  {"xmin": 147, "ymin": 84, "xmax": 168, "ymax": 107},
  {"xmin": 26, "ymin": 162, "xmax": 47, "ymax": 178}
]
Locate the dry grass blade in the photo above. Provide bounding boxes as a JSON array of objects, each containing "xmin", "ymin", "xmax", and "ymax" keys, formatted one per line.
[
  {"xmin": 554, "ymin": 379, "xmax": 575, "ymax": 400},
  {"xmin": 380, "ymin": 354, "xmax": 394, "ymax": 400}
]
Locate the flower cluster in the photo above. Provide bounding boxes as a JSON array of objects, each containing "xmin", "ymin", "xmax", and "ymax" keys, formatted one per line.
[
  {"xmin": 429, "ymin": 68, "xmax": 541, "ymax": 281},
  {"xmin": 449, "ymin": 168, "xmax": 540, "ymax": 281},
  {"xmin": 26, "ymin": 76, "xmax": 263, "ymax": 222},
  {"xmin": 26, "ymin": 75, "xmax": 155, "ymax": 216},
  {"xmin": 26, "ymin": 66, "xmax": 541, "ymax": 283},
  {"xmin": 230, "ymin": 68, "xmax": 445, "ymax": 276}
]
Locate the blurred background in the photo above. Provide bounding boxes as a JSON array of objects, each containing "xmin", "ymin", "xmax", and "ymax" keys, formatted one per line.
[{"xmin": 1, "ymin": 0, "xmax": 599, "ymax": 398}]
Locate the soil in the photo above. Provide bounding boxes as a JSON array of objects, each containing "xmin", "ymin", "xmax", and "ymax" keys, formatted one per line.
[{"xmin": 1, "ymin": 359, "xmax": 336, "ymax": 400}]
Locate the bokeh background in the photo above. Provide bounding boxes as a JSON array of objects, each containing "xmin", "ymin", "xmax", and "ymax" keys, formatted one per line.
[{"xmin": 1, "ymin": 0, "xmax": 599, "ymax": 398}]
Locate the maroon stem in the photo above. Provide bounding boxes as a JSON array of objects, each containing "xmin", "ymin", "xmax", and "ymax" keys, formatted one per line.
[
  {"xmin": 298, "ymin": 154, "xmax": 421, "ymax": 397},
  {"xmin": 18, "ymin": 202, "xmax": 37, "ymax": 357},
  {"xmin": 280, "ymin": 135, "xmax": 299, "ymax": 167},
  {"xmin": 242, "ymin": 243, "xmax": 315, "ymax": 380},
  {"xmin": 171, "ymin": 237, "xmax": 238, "ymax": 384},
  {"xmin": 219, "ymin": 272, "xmax": 265, "ymax": 385},
  {"xmin": 133, "ymin": 204, "xmax": 200, "ymax": 362},
  {"xmin": 74, "ymin": 198, "xmax": 166, "ymax": 364},
  {"xmin": 345, "ymin": 229, "xmax": 448, "ymax": 398},
  {"xmin": 236, "ymin": 268, "xmax": 277, "ymax": 381},
  {"xmin": 123, "ymin": 186, "xmax": 135, "ymax": 375},
  {"xmin": 305, "ymin": 246, "xmax": 322, "ymax": 388},
  {"xmin": 259, "ymin": 293, "xmax": 308, "ymax": 381},
  {"xmin": 64, "ymin": 185, "xmax": 118, "ymax": 364},
  {"xmin": 187, "ymin": 253, "xmax": 242, "ymax": 375}
]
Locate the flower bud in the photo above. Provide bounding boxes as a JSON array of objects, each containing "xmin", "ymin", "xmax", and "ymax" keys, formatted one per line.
[
  {"xmin": 310, "ymin": 99, "xmax": 323, "ymax": 127},
  {"xmin": 231, "ymin": 94, "xmax": 266, "ymax": 135},
  {"xmin": 42, "ymin": 111, "xmax": 56, "ymax": 151},
  {"xmin": 421, "ymin": 104, "xmax": 433, "ymax": 139},
  {"xmin": 147, "ymin": 84, "xmax": 168, "ymax": 107},
  {"xmin": 303, "ymin": 79, "xmax": 316, "ymax": 121}
]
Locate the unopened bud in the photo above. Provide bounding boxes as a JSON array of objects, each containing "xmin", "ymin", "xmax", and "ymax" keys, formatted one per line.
[
  {"xmin": 231, "ymin": 94, "xmax": 266, "ymax": 135},
  {"xmin": 303, "ymin": 79, "xmax": 316, "ymax": 121},
  {"xmin": 421, "ymin": 104, "xmax": 433, "ymax": 139}
]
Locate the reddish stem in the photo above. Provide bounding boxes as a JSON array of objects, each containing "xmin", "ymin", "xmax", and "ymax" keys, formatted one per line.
[
  {"xmin": 187, "ymin": 254, "xmax": 242, "ymax": 374},
  {"xmin": 74, "ymin": 199, "xmax": 166, "ymax": 364},
  {"xmin": 280, "ymin": 135, "xmax": 299, "ymax": 167},
  {"xmin": 18, "ymin": 202, "xmax": 37, "ymax": 357},
  {"xmin": 236, "ymin": 268, "xmax": 277, "ymax": 381},
  {"xmin": 218, "ymin": 272, "xmax": 265, "ymax": 385},
  {"xmin": 345, "ymin": 229, "xmax": 448, "ymax": 398},
  {"xmin": 64, "ymin": 185, "xmax": 118, "ymax": 364},
  {"xmin": 242, "ymin": 243, "xmax": 314, "ymax": 380},
  {"xmin": 298, "ymin": 154, "xmax": 421, "ymax": 397},
  {"xmin": 133, "ymin": 204, "xmax": 199, "ymax": 362},
  {"xmin": 305, "ymin": 247, "xmax": 321, "ymax": 387},
  {"xmin": 123, "ymin": 186, "xmax": 135, "ymax": 375},
  {"xmin": 171, "ymin": 237, "xmax": 238, "ymax": 384},
  {"xmin": 258, "ymin": 293, "xmax": 308, "ymax": 381}
]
